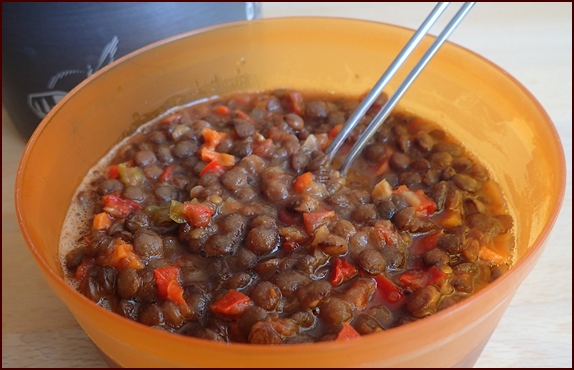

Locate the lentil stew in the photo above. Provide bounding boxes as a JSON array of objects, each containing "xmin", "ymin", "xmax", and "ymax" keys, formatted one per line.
[{"xmin": 60, "ymin": 89, "xmax": 514, "ymax": 344}]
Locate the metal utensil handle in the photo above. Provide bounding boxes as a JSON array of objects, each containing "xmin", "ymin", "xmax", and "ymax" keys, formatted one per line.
[
  {"xmin": 325, "ymin": 2, "xmax": 451, "ymax": 163},
  {"xmin": 339, "ymin": 2, "xmax": 475, "ymax": 175}
]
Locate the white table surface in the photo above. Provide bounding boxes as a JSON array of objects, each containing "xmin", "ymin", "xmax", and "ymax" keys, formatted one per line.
[{"xmin": 2, "ymin": 2, "xmax": 572, "ymax": 368}]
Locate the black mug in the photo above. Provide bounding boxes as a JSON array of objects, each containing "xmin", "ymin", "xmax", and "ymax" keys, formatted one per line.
[{"xmin": 2, "ymin": 2, "xmax": 261, "ymax": 140}]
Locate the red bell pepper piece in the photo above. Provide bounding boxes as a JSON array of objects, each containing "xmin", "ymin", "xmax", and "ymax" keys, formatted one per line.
[
  {"xmin": 183, "ymin": 203, "xmax": 214, "ymax": 228},
  {"xmin": 253, "ymin": 138, "xmax": 273, "ymax": 157},
  {"xmin": 411, "ymin": 231, "xmax": 441, "ymax": 255},
  {"xmin": 281, "ymin": 241, "xmax": 300, "ymax": 251},
  {"xmin": 282, "ymin": 91, "xmax": 304, "ymax": 116},
  {"xmin": 414, "ymin": 189, "xmax": 436, "ymax": 215},
  {"xmin": 393, "ymin": 185, "xmax": 436, "ymax": 216},
  {"xmin": 426, "ymin": 266, "xmax": 447, "ymax": 286},
  {"xmin": 302, "ymin": 211, "xmax": 336, "ymax": 235},
  {"xmin": 154, "ymin": 266, "xmax": 187, "ymax": 306},
  {"xmin": 107, "ymin": 164, "xmax": 119, "ymax": 179},
  {"xmin": 330, "ymin": 258, "xmax": 358, "ymax": 286},
  {"xmin": 210, "ymin": 289, "xmax": 253, "ymax": 318},
  {"xmin": 160, "ymin": 164, "xmax": 174, "ymax": 182},
  {"xmin": 398, "ymin": 266, "xmax": 447, "ymax": 290},
  {"xmin": 74, "ymin": 257, "xmax": 94, "ymax": 282},
  {"xmin": 373, "ymin": 220, "xmax": 399, "ymax": 246},
  {"xmin": 374, "ymin": 274, "xmax": 403, "ymax": 303},
  {"xmin": 398, "ymin": 269, "xmax": 428, "ymax": 290},
  {"xmin": 336, "ymin": 322, "xmax": 361, "ymax": 341},
  {"xmin": 199, "ymin": 160, "xmax": 227, "ymax": 176},
  {"xmin": 102, "ymin": 194, "xmax": 141, "ymax": 218},
  {"xmin": 234, "ymin": 109, "xmax": 253, "ymax": 122}
]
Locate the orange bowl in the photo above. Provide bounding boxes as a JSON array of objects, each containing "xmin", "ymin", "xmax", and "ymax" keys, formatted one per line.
[{"xmin": 15, "ymin": 17, "xmax": 565, "ymax": 367}]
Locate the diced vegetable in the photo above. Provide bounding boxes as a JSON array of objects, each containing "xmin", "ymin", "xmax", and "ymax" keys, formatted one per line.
[
  {"xmin": 154, "ymin": 266, "xmax": 187, "ymax": 306},
  {"xmin": 169, "ymin": 200, "xmax": 214, "ymax": 227},
  {"xmin": 169, "ymin": 200, "xmax": 188, "ymax": 224},
  {"xmin": 398, "ymin": 270, "xmax": 428, "ymax": 290},
  {"xmin": 117, "ymin": 162, "xmax": 144, "ymax": 187},
  {"xmin": 201, "ymin": 127, "xmax": 227, "ymax": 150},
  {"xmin": 159, "ymin": 164, "xmax": 174, "ymax": 182},
  {"xmin": 372, "ymin": 178, "xmax": 393, "ymax": 203},
  {"xmin": 210, "ymin": 289, "xmax": 253, "ymax": 318},
  {"xmin": 108, "ymin": 242, "xmax": 144, "ymax": 271},
  {"xmin": 330, "ymin": 258, "xmax": 358, "ymax": 286},
  {"xmin": 74, "ymin": 257, "xmax": 94, "ymax": 282},
  {"xmin": 234, "ymin": 109, "xmax": 252, "ymax": 122},
  {"xmin": 144, "ymin": 204, "xmax": 173, "ymax": 226},
  {"xmin": 200, "ymin": 160, "xmax": 227, "ymax": 176},
  {"xmin": 411, "ymin": 231, "xmax": 441, "ymax": 255},
  {"xmin": 92, "ymin": 212, "xmax": 113, "ymax": 231},
  {"xmin": 398, "ymin": 266, "xmax": 447, "ymax": 290},
  {"xmin": 107, "ymin": 164, "xmax": 119, "ymax": 180},
  {"xmin": 212, "ymin": 105, "xmax": 230, "ymax": 116},
  {"xmin": 478, "ymin": 245, "xmax": 506, "ymax": 266},
  {"xmin": 199, "ymin": 147, "xmax": 236, "ymax": 167},
  {"xmin": 414, "ymin": 189, "xmax": 436, "ymax": 215},
  {"xmin": 393, "ymin": 185, "xmax": 436, "ymax": 216},
  {"xmin": 336, "ymin": 322, "xmax": 361, "ymax": 341},
  {"xmin": 184, "ymin": 203, "xmax": 214, "ymax": 227},
  {"xmin": 102, "ymin": 195, "xmax": 141, "ymax": 218},
  {"xmin": 315, "ymin": 133, "xmax": 330, "ymax": 151},
  {"xmin": 253, "ymin": 138, "xmax": 273, "ymax": 157},
  {"xmin": 438, "ymin": 210, "xmax": 463, "ymax": 228},
  {"xmin": 283, "ymin": 91, "xmax": 304, "ymax": 116},
  {"xmin": 302, "ymin": 211, "xmax": 336, "ymax": 235},
  {"xmin": 293, "ymin": 172, "xmax": 314, "ymax": 193},
  {"xmin": 328, "ymin": 124, "xmax": 343, "ymax": 140},
  {"xmin": 374, "ymin": 274, "xmax": 403, "ymax": 303},
  {"xmin": 373, "ymin": 220, "xmax": 399, "ymax": 246},
  {"xmin": 426, "ymin": 266, "xmax": 447, "ymax": 285}
]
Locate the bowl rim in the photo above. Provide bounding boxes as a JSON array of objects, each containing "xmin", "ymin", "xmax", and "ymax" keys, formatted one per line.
[{"xmin": 15, "ymin": 15, "xmax": 567, "ymax": 357}]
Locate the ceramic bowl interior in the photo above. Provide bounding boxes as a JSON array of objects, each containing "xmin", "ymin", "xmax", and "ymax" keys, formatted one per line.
[{"xmin": 16, "ymin": 17, "xmax": 565, "ymax": 368}]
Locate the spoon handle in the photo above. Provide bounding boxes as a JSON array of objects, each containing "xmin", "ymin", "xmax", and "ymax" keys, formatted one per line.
[{"xmin": 325, "ymin": 2, "xmax": 451, "ymax": 164}]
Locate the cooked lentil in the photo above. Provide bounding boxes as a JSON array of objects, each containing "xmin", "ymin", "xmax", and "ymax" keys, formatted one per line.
[{"xmin": 60, "ymin": 89, "xmax": 514, "ymax": 344}]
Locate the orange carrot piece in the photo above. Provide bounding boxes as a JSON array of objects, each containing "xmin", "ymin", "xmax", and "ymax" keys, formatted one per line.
[
  {"xmin": 108, "ymin": 242, "xmax": 144, "ymax": 271},
  {"xmin": 201, "ymin": 127, "xmax": 227, "ymax": 150},
  {"xmin": 212, "ymin": 105, "xmax": 230, "ymax": 116},
  {"xmin": 293, "ymin": 172, "xmax": 314, "ymax": 193},
  {"xmin": 92, "ymin": 212, "xmax": 113, "ymax": 231},
  {"xmin": 199, "ymin": 147, "xmax": 237, "ymax": 166},
  {"xmin": 479, "ymin": 246, "xmax": 506, "ymax": 265}
]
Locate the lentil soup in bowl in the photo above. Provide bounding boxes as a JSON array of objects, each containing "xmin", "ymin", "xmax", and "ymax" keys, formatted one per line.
[{"xmin": 15, "ymin": 17, "xmax": 565, "ymax": 368}]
